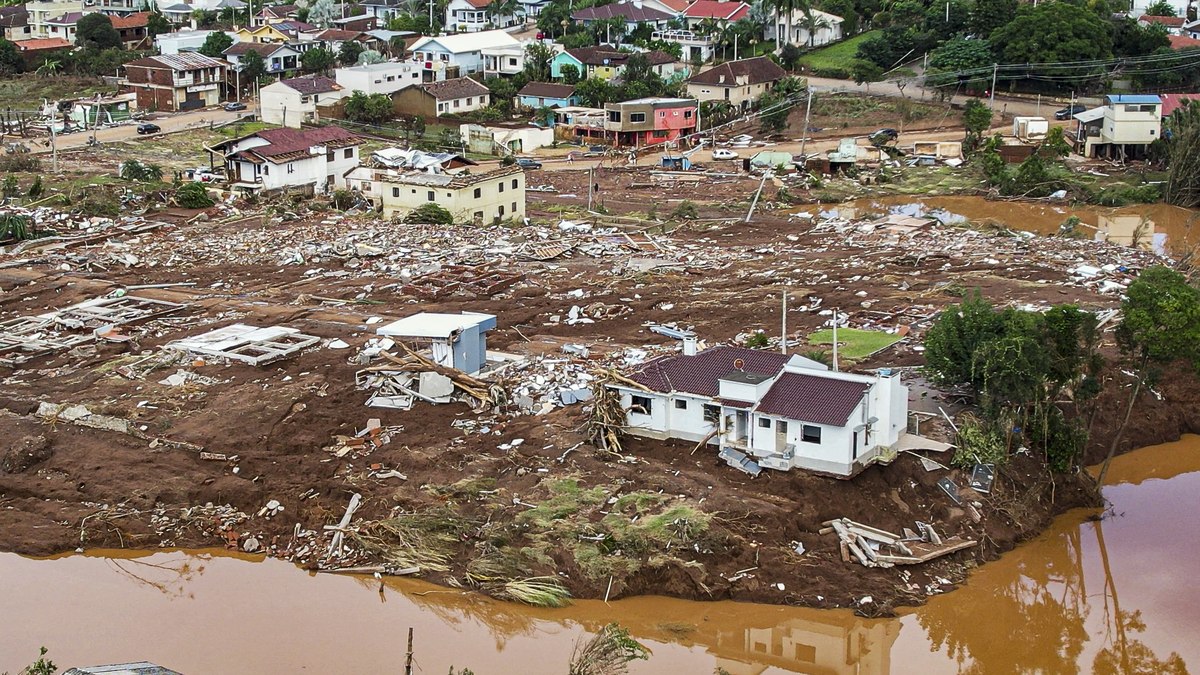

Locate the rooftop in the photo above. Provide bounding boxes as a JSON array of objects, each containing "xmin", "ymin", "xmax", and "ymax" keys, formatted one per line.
[
  {"xmin": 686, "ymin": 56, "xmax": 786, "ymax": 86},
  {"xmin": 421, "ymin": 76, "xmax": 490, "ymax": 100},
  {"xmin": 518, "ymin": 81, "xmax": 576, "ymax": 99},
  {"xmin": 13, "ymin": 37, "xmax": 73, "ymax": 50},
  {"xmin": 278, "ymin": 74, "xmax": 341, "ymax": 94},
  {"xmin": 683, "ymin": 0, "xmax": 750, "ymax": 20},
  {"xmin": 376, "ymin": 311, "xmax": 496, "ymax": 338},
  {"xmin": 571, "ymin": 2, "xmax": 672, "ymax": 22},
  {"xmin": 628, "ymin": 346, "xmax": 792, "ymax": 397},
  {"xmin": 410, "ymin": 29, "xmax": 520, "ymax": 53},
  {"xmin": 1106, "ymin": 94, "xmax": 1163, "ymax": 104},
  {"xmin": 756, "ymin": 371, "xmax": 870, "ymax": 426},
  {"xmin": 124, "ymin": 52, "xmax": 226, "ymax": 70},
  {"xmin": 1138, "ymin": 14, "xmax": 1185, "ymax": 26},
  {"xmin": 565, "ymin": 46, "xmax": 676, "ymax": 66}
]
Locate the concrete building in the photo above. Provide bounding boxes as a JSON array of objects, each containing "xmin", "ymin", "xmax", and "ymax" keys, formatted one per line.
[
  {"xmin": 651, "ymin": 29, "xmax": 716, "ymax": 64},
  {"xmin": 346, "ymin": 164, "xmax": 526, "ymax": 223},
  {"xmin": 25, "ymin": 0, "xmax": 82, "ymax": 39},
  {"xmin": 94, "ymin": 0, "xmax": 145, "ymax": 16},
  {"xmin": 213, "ymin": 126, "xmax": 362, "ymax": 195},
  {"xmin": 553, "ymin": 46, "xmax": 680, "ymax": 81},
  {"xmin": 445, "ymin": 0, "xmax": 519, "ymax": 32},
  {"xmin": 1073, "ymin": 94, "xmax": 1163, "ymax": 159},
  {"xmin": 685, "ymin": 56, "xmax": 787, "ymax": 110},
  {"xmin": 517, "ymin": 81, "xmax": 579, "ymax": 109},
  {"xmin": 155, "ymin": 29, "xmax": 229, "ymax": 56},
  {"xmin": 123, "ymin": 52, "xmax": 226, "ymax": 112},
  {"xmin": 393, "ymin": 77, "xmax": 491, "ymax": 117},
  {"xmin": 0, "ymin": 7, "xmax": 31, "ymax": 42},
  {"xmin": 604, "ymin": 96, "xmax": 697, "ymax": 147},
  {"xmin": 409, "ymin": 29, "xmax": 521, "ymax": 79},
  {"xmin": 260, "ymin": 75, "xmax": 347, "ymax": 127},
  {"xmin": 224, "ymin": 41, "xmax": 301, "ymax": 76},
  {"xmin": 773, "ymin": 8, "xmax": 843, "ymax": 48},
  {"xmin": 335, "ymin": 61, "xmax": 424, "ymax": 95},
  {"xmin": 610, "ymin": 345, "xmax": 909, "ymax": 477},
  {"xmin": 375, "ymin": 312, "xmax": 497, "ymax": 375},
  {"xmin": 461, "ymin": 122, "xmax": 555, "ymax": 154}
]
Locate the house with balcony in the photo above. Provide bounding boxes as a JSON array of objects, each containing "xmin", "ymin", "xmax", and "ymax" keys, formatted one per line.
[
  {"xmin": 445, "ymin": 0, "xmax": 519, "ymax": 32},
  {"xmin": 224, "ymin": 41, "xmax": 300, "ymax": 77},
  {"xmin": 360, "ymin": 0, "xmax": 404, "ymax": 21},
  {"xmin": 1072, "ymin": 94, "xmax": 1162, "ymax": 160},
  {"xmin": 773, "ymin": 8, "xmax": 843, "ymax": 48},
  {"xmin": 651, "ymin": 29, "xmax": 715, "ymax": 64},
  {"xmin": 94, "ymin": 0, "xmax": 146, "ymax": 16},
  {"xmin": 685, "ymin": 56, "xmax": 787, "ymax": 110},
  {"xmin": 25, "ymin": 0, "xmax": 81, "ymax": 38},
  {"xmin": 260, "ymin": 75, "xmax": 347, "ymax": 127},
  {"xmin": 212, "ymin": 126, "xmax": 362, "ymax": 194},
  {"xmin": 604, "ymin": 96, "xmax": 697, "ymax": 147},
  {"xmin": 609, "ymin": 344, "xmax": 909, "ymax": 478},
  {"xmin": 335, "ymin": 61, "xmax": 424, "ymax": 95},
  {"xmin": 571, "ymin": 1, "xmax": 672, "ymax": 33},
  {"xmin": 394, "ymin": 76, "xmax": 491, "ymax": 117},
  {"xmin": 123, "ymin": 52, "xmax": 226, "ymax": 112},
  {"xmin": 409, "ymin": 29, "xmax": 520, "ymax": 80}
]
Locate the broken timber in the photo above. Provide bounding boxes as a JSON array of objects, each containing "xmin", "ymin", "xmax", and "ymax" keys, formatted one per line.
[{"xmin": 821, "ymin": 517, "xmax": 976, "ymax": 568}]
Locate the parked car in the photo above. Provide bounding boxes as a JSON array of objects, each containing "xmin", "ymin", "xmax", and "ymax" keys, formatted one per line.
[
  {"xmin": 868, "ymin": 128, "xmax": 899, "ymax": 145},
  {"xmin": 1054, "ymin": 104, "xmax": 1087, "ymax": 120},
  {"xmin": 515, "ymin": 157, "xmax": 542, "ymax": 169},
  {"xmin": 223, "ymin": 101, "xmax": 247, "ymax": 112},
  {"xmin": 136, "ymin": 123, "xmax": 160, "ymax": 135},
  {"xmin": 711, "ymin": 148, "xmax": 739, "ymax": 160}
]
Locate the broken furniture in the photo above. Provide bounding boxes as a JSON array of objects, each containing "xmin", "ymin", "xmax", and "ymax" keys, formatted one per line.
[
  {"xmin": 375, "ymin": 311, "xmax": 496, "ymax": 376},
  {"xmin": 0, "ymin": 294, "xmax": 185, "ymax": 366},
  {"xmin": 821, "ymin": 517, "xmax": 977, "ymax": 568},
  {"xmin": 168, "ymin": 323, "xmax": 320, "ymax": 365}
]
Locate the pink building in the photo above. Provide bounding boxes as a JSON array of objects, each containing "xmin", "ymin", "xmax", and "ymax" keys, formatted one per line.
[{"xmin": 603, "ymin": 97, "xmax": 698, "ymax": 148}]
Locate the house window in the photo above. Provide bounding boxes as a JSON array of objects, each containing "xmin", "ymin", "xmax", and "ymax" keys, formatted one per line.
[
  {"xmin": 508, "ymin": 57, "xmax": 517, "ymax": 66},
  {"xmin": 473, "ymin": 187, "xmax": 481, "ymax": 198},
  {"xmin": 684, "ymin": 110, "xmax": 693, "ymax": 119},
  {"xmin": 758, "ymin": 417, "xmax": 771, "ymax": 429},
  {"xmin": 387, "ymin": 75, "xmax": 395, "ymax": 81},
  {"xmin": 392, "ymin": 187, "xmax": 400, "ymax": 197},
  {"xmin": 454, "ymin": 99, "xmax": 460, "ymax": 108},
  {"xmin": 511, "ymin": 201, "xmax": 516, "ymax": 212},
  {"xmin": 608, "ymin": 111, "xmax": 621, "ymax": 122},
  {"xmin": 344, "ymin": 148, "xmax": 353, "ymax": 158},
  {"xmin": 262, "ymin": 165, "xmax": 269, "ymax": 174},
  {"xmin": 499, "ymin": 182, "xmax": 505, "ymax": 193},
  {"xmin": 777, "ymin": 420, "xmax": 788, "ymax": 434},
  {"xmin": 674, "ymin": 399, "xmax": 688, "ymax": 410},
  {"xmin": 653, "ymin": 130, "xmax": 668, "ymax": 138},
  {"xmin": 511, "ymin": 178, "xmax": 518, "ymax": 188},
  {"xmin": 802, "ymin": 425, "xmax": 821, "ymax": 444},
  {"xmin": 630, "ymin": 112, "xmax": 646, "ymax": 123},
  {"xmin": 427, "ymin": 190, "xmax": 435, "ymax": 201},
  {"xmin": 499, "ymin": 205, "xmax": 505, "ymax": 216},
  {"xmin": 287, "ymin": 163, "xmax": 294, "ymax": 174},
  {"xmin": 631, "ymin": 395, "xmax": 653, "ymax": 414},
  {"xmin": 702, "ymin": 404, "xmax": 719, "ymax": 423}
]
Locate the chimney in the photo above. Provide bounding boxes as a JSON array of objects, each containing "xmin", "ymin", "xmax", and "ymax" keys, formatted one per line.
[{"xmin": 682, "ymin": 334, "xmax": 698, "ymax": 356}]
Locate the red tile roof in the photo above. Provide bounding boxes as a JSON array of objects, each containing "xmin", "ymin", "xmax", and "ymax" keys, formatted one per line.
[
  {"xmin": 1138, "ymin": 14, "xmax": 1185, "ymax": 27},
  {"xmin": 1161, "ymin": 93, "xmax": 1200, "ymax": 116},
  {"xmin": 518, "ymin": 81, "xmax": 576, "ymax": 99},
  {"xmin": 657, "ymin": 0, "xmax": 691, "ymax": 11},
  {"xmin": 572, "ymin": 2, "xmax": 672, "ymax": 22},
  {"xmin": 628, "ymin": 346, "xmax": 792, "ymax": 397},
  {"xmin": 683, "ymin": 0, "xmax": 749, "ymax": 20},
  {"xmin": 13, "ymin": 37, "xmax": 72, "ymax": 51},
  {"xmin": 756, "ymin": 372, "xmax": 869, "ymax": 426},
  {"xmin": 111, "ymin": 11, "xmax": 150, "ymax": 28},
  {"xmin": 251, "ymin": 126, "xmax": 361, "ymax": 158},
  {"xmin": 1169, "ymin": 34, "xmax": 1200, "ymax": 49},
  {"xmin": 686, "ymin": 56, "xmax": 785, "ymax": 86}
]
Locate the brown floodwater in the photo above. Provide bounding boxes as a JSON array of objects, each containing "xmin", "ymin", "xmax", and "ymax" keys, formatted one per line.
[
  {"xmin": 839, "ymin": 195, "xmax": 1200, "ymax": 255},
  {"xmin": 2, "ymin": 436, "xmax": 1197, "ymax": 674}
]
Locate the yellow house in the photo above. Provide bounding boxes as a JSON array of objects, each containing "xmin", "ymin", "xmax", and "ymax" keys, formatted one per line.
[
  {"xmin": 346, "ymin": 164, "xmax": 526, "ymax": 223},
  {"xmin": 234, "ymin": 24, "xmax": 291, "ymax": 44}
]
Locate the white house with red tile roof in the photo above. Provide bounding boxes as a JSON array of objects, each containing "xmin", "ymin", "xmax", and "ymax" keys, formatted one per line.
[
  {"xmin": 682, "ymin": 0, "xmax": 750, "ymax": 27},
  {"xmin": 1137, "ymin": 14, "xmax": 1186, "ymax": 35},
  {"xmin": 211, "ymin": 126, "xmax": 362, "ymax": 194},
  {"xmin": 610, "ymin": 344, "xmax": 909, "ymax": 477},
  {"xmin": 773, "ymin": 8, "xmax": 843, "ymax": 48}
]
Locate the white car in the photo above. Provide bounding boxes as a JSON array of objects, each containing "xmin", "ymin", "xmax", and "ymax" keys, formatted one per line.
[{"xmin": 711, "ymin": 148, "xmax": 740, "ymax": 161}]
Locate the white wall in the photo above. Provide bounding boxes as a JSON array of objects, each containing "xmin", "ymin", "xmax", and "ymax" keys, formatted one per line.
[
  {"xmin": 336, "ymin": 62, "xmax": 423, "ymax": 95},
  {"xmin": 434, "ymin": 93, "xmax": 490, "ymax": 116}
]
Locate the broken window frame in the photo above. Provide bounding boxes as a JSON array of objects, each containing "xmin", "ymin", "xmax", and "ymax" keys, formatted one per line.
[
  {"xmin": 702, "ymin": 404, "xmax": 720, "ymax": 423},
  {"xmin": 630, "ymin": 395, "xmax": 653, "ymax": 415},
  {"xmin": 802, "ymin": 424, "xmax": 822, "ymax": 444}
]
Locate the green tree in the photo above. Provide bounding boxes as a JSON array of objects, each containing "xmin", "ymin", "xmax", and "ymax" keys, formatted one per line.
[
  {"xmin": 357, "ymin": 49, "xmax": 385, "ymax": 65},
  {"xmin": 523, "ymin": 40, "xmax": 555, "ymax": 82},
  {"xmin": 301, "ymin": 47, "xmax": 335, "ymax": 73},
  {"xmin": 240, "ymin": 49, "xmax": 266, "ymax": 80},
  {"xmin": 1113, "ymin": 18, "xmax": 1171, "ymax": 58},
  {"xmin": 146, "ymin": 12, "xmax": 172, "ymax": 37},
  {"xmin": 343, "ymin": 90, "xmax": 394, "ymax": 125},
  {"xmin": 970, "ymin": 0, "xmax": 1016, "ymax": 38},
  {"xmin": 308, "ymin": 0, "xmax": 338, "ymax": 26},
  {"xmin": 198, "ymin": 31, "xmax": 234, "ymax": 58},
  {"xmin": 559, "ymin": 62, "xmax": 581, "ymax": 84},
  {"xmin": 850, "ymin": 58, "xmax": 883, "ymax": 85},
  {"xmin": 757, "ymin": 75, "xmax": 805, "ymax": 134},
  {"xmin": 779, "ymin": 42, "xmax": 802, "ymax": 71},
  {"xmin": 339, "ymin": 39, "xmax": 364, "ymax": 66},
  {"xmin": 27, "ymin": 175, "xmax": 43, "ymax": 199},
  {"xmin": 404, "ymin": 202, "xmax": 454, "ymax": 224},
  {"xmin": 962, "ymin": 98, "xmax": 993, "ymax": 153},
  {"xmin": 0, "ymin": 38, "xmax": 21, "ymax": 75},
  {"xmin": 990, "ymin": 2, "xmax": 1113, "ymax": 83},
  {"xmin": 1144, "ymin": 0, "xmax": 1177, "ymax": 15},
  {"xmin": 18, "ymin": 646, "xmax": 56, "ymax": 675},
  {"xmin": 1161, "ymin": 99, "xmax": 1200, "ymax": 207},
  {"xmin": 175, "ymin": 182, "xmax": 214, "ymax": 208},
  {"xmin": 75, "ymin": 14, "xmax": 121, "ymax": 49},
  {"xmin": 923, "ymin": 290, "xmax": 1007, "ymax": 389},
  {"xmin": 574, "ymin": 77, "xmax": 613, "ymax": 107},
  {"xmin": 1099, "ymin": 266, "xmax": 1200, "ymax": 483},
  {"xmin": 926, "ymin": 38, "xmax": 993, "ymax": 90}
]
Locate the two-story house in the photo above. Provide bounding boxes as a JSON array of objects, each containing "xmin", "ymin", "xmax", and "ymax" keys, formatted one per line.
[
  {"xmin": 94, "ymin": 0, "xmax": 146, "ymax": 17},
  {"xmin": 552, "ymin": 46, "xmax": 680, "ymax": 81},
  {"xmin": 260, "ymin": 75, "xmax": 347, "ymax": 127},
  {"xmin": 253, "ymin": 3, "xmax": 299, "ymax": 27},
  {"xmin": 394, "ymin": 77, "xmax": 491, "ymax": 117},
  {"xmin": 1073, "ymin": 94, "xmax": 1162, "ymax": 160},
  {"xmin": 685, "ymin": 56, "xmax": 786, "ymax": 110},
  {"xmin": 681, "ymin": 0, "xmax": 750, "ymax": 29},
  {"xmin": 345, "ymin": 163, "xmax": 525, "ymax": 223},
  {"xmin": 604, "ymin": 96, "xmax": 697, "ymax": 147},
  {"xmin": 335, "ymin": 61, "xmax": 425, "ymax": 95},
  {"xmin": 224, "ymin": 41, "xmax": 301, "ymax": 76},
  {"xmin": 772, "ymin": 8, "xmax": 843, "ymax": 48},
  {"xmin": 43, "ymin": 12, "xmax": 82, "ymax": 43},
  {"xmin": 25, "ymin": 0, "xmax": 82, "ymax": 39},
  {"xmin": 111, "ymin": 12, "xmax": 151, "ymax": 49},
  {"xmin": 517, "ymin": 82, "xmax": 579, "ymax": 109},
  {"xmin": 409, "ymin": 29, "xmax": 520, "ymax": 80},
  {"xmin": 213, "ymin": 126, "xmax": 362, "ymax": 194},
  {"xmin": 123, "ymin": 53, "xmax": 226, "ymax": 112},
  {"xmin": 444, "ymin": 0, "xmax": 518, "ymax": 33}
]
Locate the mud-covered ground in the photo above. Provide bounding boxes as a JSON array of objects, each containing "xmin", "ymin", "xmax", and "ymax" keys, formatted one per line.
[{"xmin": 1, "ymin": 167, "xmax": 1196, "ymax": 613}]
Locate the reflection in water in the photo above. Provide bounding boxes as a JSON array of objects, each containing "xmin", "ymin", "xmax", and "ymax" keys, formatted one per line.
[{"xmin": 2, "ymin": 437, "xmax": 1198, "ymax": 674}]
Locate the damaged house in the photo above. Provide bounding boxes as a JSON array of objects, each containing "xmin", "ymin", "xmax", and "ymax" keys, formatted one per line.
[{"xmin": 609, "ymin": 343, "xmax": 908, "ymax": 477}]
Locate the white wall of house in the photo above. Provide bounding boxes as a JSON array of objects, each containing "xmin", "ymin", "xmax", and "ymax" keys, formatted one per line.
[
  {"xmin": 364, "ymin": 169, "xmax": 526, "ymax": 222},
  {"xmin": 686, "ymin": 80, "xmax": 775, "ymax": 110},
  {"xmin": 26, "ymin": 0, "xmax": 82, "ymax": 38},
  {"xmin": 434, "ymin": 93, "xmax": 490, "ymax": 116},
  {"xmin": 259, "ymin": 83, "xmax": 348, "ymax": 128},
  {"xmin": 230, "ymin": 143, "xmax": 359, "ymax": 193},
  {"xmin": 1102, "ymin": 103, "xmax": 1161, "ymax": 144},
  {"xmin": 335, "ymin": 62, "xmax": 423, "ymax": 95},
  {"xmin": 773, "ymin": 10, "xmax": 843, "ymax": 48}
]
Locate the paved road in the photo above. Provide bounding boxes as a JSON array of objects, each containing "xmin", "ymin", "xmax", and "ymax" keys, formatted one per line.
[
  {"xmin": 804, "ymin": 75, "xmax": 1067, "ymax": 119},
  {"xmin": 23, "ymin": 106, "xmax": 247, "ymax": 155}
]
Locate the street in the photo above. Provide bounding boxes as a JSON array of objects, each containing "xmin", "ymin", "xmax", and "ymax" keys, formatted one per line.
[{"xmin": 24, "ymin": 106, "xmax": 246, "ymax": 154}]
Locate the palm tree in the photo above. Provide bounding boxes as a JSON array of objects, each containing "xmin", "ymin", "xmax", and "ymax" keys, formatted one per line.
[
  {"xmin": 799, "ymin": 5, "xmax": 831, "ymax": 47},
  {"xmin": 488, "ymin": 0, "xmax": 518, "ymax": 28},
  {"xmin": 771, "ymin": 0, "xmax": 803, "ymax": 47},
  {"xmin": 35, "ymin": 59, "xmax": 61, "ymax": 77}
]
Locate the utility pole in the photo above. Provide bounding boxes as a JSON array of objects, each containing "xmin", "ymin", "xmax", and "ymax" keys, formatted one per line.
[
  {"xmin": 780, "ymin": 288, "xmax": 788, "ymax": 354},
  {"xmin": 831, "ymin": 307, "xmax": 839, "ymax": 372},
  {"xmin": 587, "ymin": 166, "xmax": 594, "ymax": 210},
  {"xmin": 404, "ymin": 627, "xmax": 414, "ymax": 675},
  {"xmin": 797, "ymin": 88, "xmax": 814, "ymax": 160},
  {"xmin": 989, "ymin": 63, "xmax": 997, "ymax": 110},
  {"xmin": 49, "ymin": 114, "xmax": 58, "ymax": 173}
]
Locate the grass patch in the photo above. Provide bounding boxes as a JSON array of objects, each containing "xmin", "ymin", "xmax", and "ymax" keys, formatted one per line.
[
  {"xmin": 518, "ymin": 477, "xmax": 609, "ymax": 528},
  {"xmin": 798, "ymin": 31, "xmax": 880, "ymax": 72},
  {"xmin": 0, "ymin": 76, "xmax": 112, "ymax": 110},
  {"xmin": 350, "ymin": 508, "xmax": 471, "ymax": 572},
  {"xmin": 807, "ymin": 328, "xmax": 904, "ymax": 361}
]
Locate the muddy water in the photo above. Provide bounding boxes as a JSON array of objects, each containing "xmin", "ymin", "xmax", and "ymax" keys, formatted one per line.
[
  {"xmin": 841, "ymin": 195, "xmax": 1200, "ymax": 254},
  {"xmin": 2, "ymin": 437, "xmax": 1197, "ymax": 674}
]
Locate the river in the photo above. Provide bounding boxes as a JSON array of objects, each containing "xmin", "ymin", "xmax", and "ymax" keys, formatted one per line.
[{"xmin": 2, "ymin": 436, "xmax": 1196, "ymax": 674}]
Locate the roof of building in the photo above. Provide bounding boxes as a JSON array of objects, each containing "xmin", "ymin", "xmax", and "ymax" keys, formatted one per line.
[
  {"xmin": 683, "ymin": 0, "xmax": 749, "ymax": 20},
  {"xmin": 226, "ymin": 126, "xmax": 361, "ymax": 163},
  {"xmin": 1106, "ymin": 94, "xmax": 1163, "ymax": 104},
  {"xmin": 1137, "ymin": 14, "xmax": 1185, "ymax": 26},
  {"xmin": 756, "ymin": 371, "xmax": 869, "ymax": 426},
  {"xmin": 460, "ymin": 0, "xmax": 493, "ymax": 8},
  {"xmin": 518, "ymin": 81, "xmax": 576, "ymax": 99},
  {"xmin": 111, "ymin": 12, "xmax": 150, "ymax": 29},
  {"xmin": 215, "ymin": 0, "xmax": 247, "ymax": 8},
  {"xmin": 565, "ymin": 46, "xmax": 675, "ymax": 66},
  {"xmin": 628, "ymin": 346, "xmax": 792, "ymax": 397},
  {"xmin": 0, "ymin": 6, "xmax": 28, "ymax": 28},
  {"xmin": 124, "ymin": 52, "xmax": 226, "ymax": 70},
  {"xmin": 160, "ymin": 3, "xmax": 193, "ymax": 12},
  {"xmin": 279, "ymin": 74, "xmax": 341, "ymax": 94},
  {"xmin": 260, "ymin": 3, "xmax": 299, "ymax": 16},
  {"xmin": 1168, "ymin": 34, "xmax": 1200, "ymax": 49},
  {"xmin": 332, "ymin": 13, "xmax": 376, "ymax": 23},
  {"xmin": 686, "ymin": 56, "xmax": 785, "ymax": 86},
  {"xmin": 572, "ymin": 2, "xmax": 672, "ymax": 22},
  {"xmin": 421, "ymin": 76, "xmax": 490, "ymax": 100},
  {"xmin": 378, "ymin": 163, "xmax": 523, "ymax": 188},
  {"xmin": 410, "ymin": 29, "xmax": 519, "ymax": 54},
  {"xmin": 315, "ymin": 28, "xmax": 363, "ymax": 41},
  {"xmin": 376, "ymin": 311, "xmax": 496, "ymax": 338},
  {"xmin": 655, "ymin": 0, "xmax": 692, "ymax": 11},
  {"xmin": 609, "ymin": 96, "xmax": 694, "ymax": 107},
  {"xmin": 13, "ymin": 37, "xmax": 73, "ymax": 51},
  {"xmin": 224, "ymin": 41, "xmax": 293, "ymax": 56},
  {"xmin": 47, "ymin": 11, "xmax": 85, "ymax": 24},
  {"xmin": 1161, "ymin": 92, "xmax": 1200, "ymax": 116}
]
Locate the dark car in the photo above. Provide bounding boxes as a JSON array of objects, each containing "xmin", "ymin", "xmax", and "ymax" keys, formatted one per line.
[
  {"xmin": 1054, "ymin": 104, "xmax": 1087, "ymax": 120},
  {"xmin": 223, "ymin": 101, "xmax": 247, "ymax": 111},
  {"xmin": 515, "ymin": 157, "xmax": 542, "ymax": 169},
  {"xmin": 868, "ymin": 128, "xmax": 899, "ymax": 145},
  {"xmin": 136, "ymin": 123, "xmax": 161, "ymax": 135}
]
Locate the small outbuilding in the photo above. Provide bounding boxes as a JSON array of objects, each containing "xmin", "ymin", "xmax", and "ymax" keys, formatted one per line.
[{"xmin": 376, "ymin": 312, "xmax": 497, "ymax": 375}]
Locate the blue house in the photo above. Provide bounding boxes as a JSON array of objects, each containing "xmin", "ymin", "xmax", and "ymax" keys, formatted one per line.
[
  {"xmin": 517, "ymin": 82, "xmax": 580, "ymax": 109},
  {"xmin": 376, "ymin": 311, "xmax": 497, "ymax": 375},
  {"xmin": 550, "ymin": 50, "xmax": 584, "ymax": 80}
]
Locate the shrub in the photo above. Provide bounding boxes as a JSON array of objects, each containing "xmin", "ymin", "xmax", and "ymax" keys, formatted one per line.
[
  {"xmin": 403, "ymin": 202, "xmax": 453, "ymax": 225},
  {"xmin": 119, "ymin": 160, "xmax": 163, "ymax": 182},
  {"xmin": 329, "ymin": 188, "xmax": 355, "ymax": 210},
  {"xmin": 175, "ymin": 182, "xmax": 214, "ymax": 209},
  {"xmin": 27, "ymin": 175, "xmax": 43, "ymax": 199},
  {"xmin": 744, "ymin": 331, "xmax": 769, "ymax": 348},
  {"xmin": 0, "ymin": 155, "xmax": 41, "ymax": 172},
  {"xmin": 670, "ymin": 200, "xmax": 698, "ymax": 220},
  {"xmin": 0, "ymin": 213, "xmax": 33, "ymax": 240},
  {"xmin": 952, "ymin": 416, "xmax": 1007, "ymax": 467}
]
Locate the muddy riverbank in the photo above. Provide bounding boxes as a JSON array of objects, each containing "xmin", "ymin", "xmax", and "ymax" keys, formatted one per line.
[{"xmin": 3, "ymin": 436, "xmax": 1195, "ymax": 674}]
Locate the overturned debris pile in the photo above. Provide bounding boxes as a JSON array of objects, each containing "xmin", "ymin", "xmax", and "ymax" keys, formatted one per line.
[
  {"xmin": 357, "ymin": 346, "xmax": 503, "ymax": 410},
  {"xmin": 821, "ymin": 517, "xmax": 977, "ymax": 568}
]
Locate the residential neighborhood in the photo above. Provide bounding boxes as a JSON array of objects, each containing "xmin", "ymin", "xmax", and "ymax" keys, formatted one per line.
[{"xmin": 1, "ymin": 0, "xmax": 1200, "ymax": 671}]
